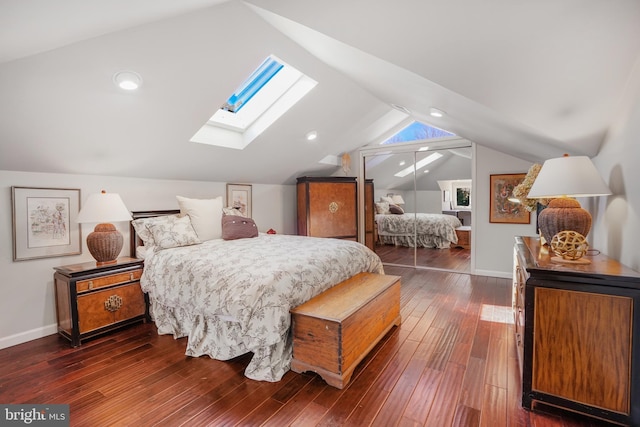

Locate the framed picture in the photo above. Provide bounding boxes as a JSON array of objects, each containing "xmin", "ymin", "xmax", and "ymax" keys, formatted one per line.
[
  {"xmin": 454, "ymin": 186, "xmax": 471, "ymax": 208},
  {"xmin": 11, "ymin": 186, "xmax": 82, "ymax": 261},
  {"xmin": 489, "ymin": 174, "xmax": 530, "ymax": 224},
  {"xmin": 226, "ymin": 184, "xmax": 252, "ymax": 218}
]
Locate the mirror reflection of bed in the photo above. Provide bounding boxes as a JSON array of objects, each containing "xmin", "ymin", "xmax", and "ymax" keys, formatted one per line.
[{"xmin": 363, "ymin": 141, "xmax": 472, "ymax": 273}]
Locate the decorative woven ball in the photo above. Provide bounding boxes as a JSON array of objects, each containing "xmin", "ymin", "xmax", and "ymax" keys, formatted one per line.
[{"xmin": 550, "ymin": 230, "xmax": 589, "ymax": 260}]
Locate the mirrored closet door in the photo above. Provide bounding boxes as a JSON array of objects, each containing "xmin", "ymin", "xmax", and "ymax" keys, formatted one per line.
[{"xmin": 362, "ymin": 140, "xmax": 472, "ymax": 273}]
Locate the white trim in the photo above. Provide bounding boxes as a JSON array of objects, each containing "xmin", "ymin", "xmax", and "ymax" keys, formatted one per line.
[
  {"xmin": 473, "ymin": 269, "xmax": 512, "ymax": 279},
  {"xmin": 0, "ymin": 324, "xmax": 58, "ymax": 350}
]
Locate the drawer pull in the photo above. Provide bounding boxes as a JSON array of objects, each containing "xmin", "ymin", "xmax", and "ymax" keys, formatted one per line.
[
  {"xmin": 88, "ymin": 281, "xmax": 94, "ymax": 290},
  {"xmin": 129, "ymin": 272, "xmax": 134, "ymax": 281},
  {"xmin": 104, "ymin": 295, "xmax": 123, "ymax": 312},
  {"xmin": 329, "ymin": 202, "xmax": 339, "ymax": 214}
]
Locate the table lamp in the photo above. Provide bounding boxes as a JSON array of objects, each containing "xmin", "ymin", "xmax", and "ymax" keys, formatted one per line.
[
  {"xmin": 527, "ymin": 154, "xmax": 611, "ymax": 245},
  {"xmin": 76, "ymin": 190, "xmax": 132, "ymax": 264}
]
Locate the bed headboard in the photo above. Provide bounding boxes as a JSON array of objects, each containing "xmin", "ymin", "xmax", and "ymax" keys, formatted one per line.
[{"xmin": 129, "ymin": 210, "xmax": 180, "ymax": 255}]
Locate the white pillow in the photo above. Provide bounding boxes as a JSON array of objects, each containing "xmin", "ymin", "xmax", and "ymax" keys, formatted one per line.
[
  {"xmin": 380, "ymin": 196, "xmax": 394, "ymax": 204},
  {"xmin": 176, "ymin": 195, "xmax": 223, "ymax": 241},
  {"xmin": 223, "ymin": 206, "xmax": 247, "ymax": 217},
  {"xmin": 147, "ymin": 215, "xmax": 201, "ymax": 251}
]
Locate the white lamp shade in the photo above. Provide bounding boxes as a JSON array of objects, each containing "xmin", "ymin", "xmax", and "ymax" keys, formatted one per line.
[
  {"xmin": 527, "ymin": 155, "xmax": 611, "ymax": 199},
  {"xmin": 76, "ymin": 191, "xmax": 132, "ymax": 224}
]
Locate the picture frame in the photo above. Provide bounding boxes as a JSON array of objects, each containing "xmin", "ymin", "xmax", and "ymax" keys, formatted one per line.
[
  {"xmin": 11, "ymin": 186, "xmax": 82, "ymax": 261},
  {"xmin": 226, "ymin": 183, "xmax": 252, "ymax": 218},
  {"xmin": 489, "ymin": 174, "xmax": 530, "ymax": 224}
]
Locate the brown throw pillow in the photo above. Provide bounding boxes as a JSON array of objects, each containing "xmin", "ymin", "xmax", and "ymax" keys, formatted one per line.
[
  {"xmin": 389, "ymin": 204, "xmax": 404, "ymax": 214},
  {"xmin": 222, "ymin": 215, "xmax": 258, "ymax": 240}
]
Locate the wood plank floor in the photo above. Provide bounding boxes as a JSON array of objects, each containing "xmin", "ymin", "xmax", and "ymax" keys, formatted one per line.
[
  {"xmin": 375, "ymin": 244, "xmax": 471, "ymax": 272},
  {"xmin": 0, "ymin": 267, "xmax": 614, "ymax": 426}
]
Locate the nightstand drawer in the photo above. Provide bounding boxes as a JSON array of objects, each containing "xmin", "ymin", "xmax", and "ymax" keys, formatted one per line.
[
  {"xmin": 77, "ymin": 282, "xmax": 146, "ymax": 334},
  {"xmin": 77, "ymin": 269, "xmax": 142, "ymax": 293}
]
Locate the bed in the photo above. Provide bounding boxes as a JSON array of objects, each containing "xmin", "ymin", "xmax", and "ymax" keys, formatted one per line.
[
  {"xmin": 130, "ymin": 207, "xmax": 384, "ymax": 383},
  {"xmin": 375, "ymin": 212, "xmax": 462, "ymax": 249}
]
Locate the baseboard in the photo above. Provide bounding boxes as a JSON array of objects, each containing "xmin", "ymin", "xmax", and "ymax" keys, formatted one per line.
[
  {"xmin": 473, "ymin": 269, "xmax": 512, "ymax": 279},
  {"xmin": 0, "ymin": 324, "xmax": 58, "ymax": 350}
]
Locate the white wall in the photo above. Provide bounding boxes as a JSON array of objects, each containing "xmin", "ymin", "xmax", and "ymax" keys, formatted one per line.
[
  {"xmin": 0, "ymin": 170, "xmax": 296, "ymax": 349},
  {"xmin": 473, "ymin": 145, "xmax": 537, "ymax": 277},
  {"xmin": 590, "ymin": 65, "xmax": 640, "ymax": 271}
]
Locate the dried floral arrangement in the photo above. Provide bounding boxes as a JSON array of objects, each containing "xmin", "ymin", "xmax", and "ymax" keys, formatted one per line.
[{"xmin": 512, "ymin": 163, "xmax": 550, "ymax": 211}]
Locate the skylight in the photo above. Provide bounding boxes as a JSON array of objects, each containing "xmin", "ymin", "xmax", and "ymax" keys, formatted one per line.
[
  {"xmin": 221, "ymin": 57, "xmax": 283, "ymax": 114},
  {"xmin": 191, "ymin": 55, "xmax": 317, "ymax": 150},
  {"xmin": 382, "ymin": 121, "xmax": 455, "ymax": 145}
]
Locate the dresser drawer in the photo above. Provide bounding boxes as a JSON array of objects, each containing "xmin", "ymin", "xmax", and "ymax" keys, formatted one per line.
[
  {"xmin": 77, "ymin": 282, "xmax": 146, "ymax": 334},
  {"xmin": 77, "ymin": 269, "xmax": 142, "ymax": 293}
]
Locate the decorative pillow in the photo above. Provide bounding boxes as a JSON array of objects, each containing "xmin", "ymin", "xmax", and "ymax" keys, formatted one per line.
[
  {"xmin": 222, "ymin": 215, "xmax": 258, "ymax": 240},
  {"xmin": 147, "ymin": 215, "xmax": 201, "ymax": 251},
  {"xmin": 375, "ymin": 201, "xmax": 390, "ymax": 214},
  {"xmin": 389, "ymin": 204, "xmax": 404, "ymax": 215},
  {"xmin": 222, "ymin": 206, "xmax": 247, "ymax": 217},
  {"xmin": 131, "ymin": 214, "xmax": 182, "ymax": 248},
  {"xmin": 176, "ymin": 195, "xmax": 223, "ymax": 241}
]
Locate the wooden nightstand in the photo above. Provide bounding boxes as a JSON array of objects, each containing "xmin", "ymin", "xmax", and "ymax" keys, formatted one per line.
[
  {"xmin": 53, "ymin": 257, "xmax": 146, "ymax": 347},
  {"xmin": 454, "ymin": 226, "xmax": 471, "ymax": 249}
]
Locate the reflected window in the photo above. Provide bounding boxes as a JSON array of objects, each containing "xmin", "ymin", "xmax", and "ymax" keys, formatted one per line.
[{"xmin": 382, "ymin": 121, "xmax": 454, "ymax": 145}]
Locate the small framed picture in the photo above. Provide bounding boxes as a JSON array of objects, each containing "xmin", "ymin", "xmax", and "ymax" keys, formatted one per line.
[
  {"xmin": 489, "ymin": 174, "xmax": 530, "ymax": 224},
  {"xmin": 12, "ymin": 186, "xmax": 82, "ymax": 261},
  {"xmin": 226, "ymin": 184, "xmax": 252, "ymax": 218}
]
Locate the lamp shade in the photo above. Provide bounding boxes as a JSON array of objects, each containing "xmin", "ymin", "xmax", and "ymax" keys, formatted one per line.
[
  {"xmin": 76, "ymin": 191, "xmax": 132, "ymax": 224},
  {"xmin": 527, "ymin": 155, "xmax": 611, "ymax": 199},
  {"xmin": 77, "ymin": 191, "xmax": 132, "ymax": 264}
]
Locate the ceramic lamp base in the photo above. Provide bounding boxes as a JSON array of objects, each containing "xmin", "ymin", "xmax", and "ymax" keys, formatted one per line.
[{"xmin": 86, "ymin": 223, "xmax": 123, "ymax": 264}]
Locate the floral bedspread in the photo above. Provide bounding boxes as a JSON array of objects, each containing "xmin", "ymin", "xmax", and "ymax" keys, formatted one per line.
[
  {"xmin": 376, "ymin": 213, "xmax": 461, "ymax": 248},
  {"xmin": 140, "ymin": 234, "xmax": 384, "ymax": 382}
]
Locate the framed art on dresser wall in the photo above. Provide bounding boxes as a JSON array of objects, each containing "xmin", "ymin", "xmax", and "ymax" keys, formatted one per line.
[
  {"xmin": 11, "ymin": 186, "xmax": 82, "ymax": 261},
  {"xmin": 489, "ymin": 174, "xmax": 530, "ymax": 224},
  {"xmin": 226, "ymin": 183, "xmax": 252, "ymax": 218}
]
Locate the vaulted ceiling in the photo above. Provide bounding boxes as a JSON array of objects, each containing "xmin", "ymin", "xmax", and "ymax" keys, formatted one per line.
[{"xmin": 1, "ymin": 0, "xmax": 638, "ymax": 185}]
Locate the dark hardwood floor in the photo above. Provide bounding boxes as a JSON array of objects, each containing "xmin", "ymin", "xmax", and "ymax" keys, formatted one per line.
[
  {"xmin": 0, "ymin": 268, "xmax": 613, "ymax": 426},
  {"xmin": 375, "ymin": 244, "xmax": 471, "ymax": 272}
]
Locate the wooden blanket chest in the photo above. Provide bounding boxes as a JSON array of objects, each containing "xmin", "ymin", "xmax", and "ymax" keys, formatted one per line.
[{"xmin": 290, "ymin": 272, "xmax": 401, "ymax": 388}]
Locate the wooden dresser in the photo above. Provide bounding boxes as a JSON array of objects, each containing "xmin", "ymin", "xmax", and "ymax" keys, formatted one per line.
[
  {"xmin": 54, "ymin": 257, "xmax": 146, "ymax": 346},
  {"xmin": 514, "ymin": 236, "xmax": 640, "ymax": 426}
]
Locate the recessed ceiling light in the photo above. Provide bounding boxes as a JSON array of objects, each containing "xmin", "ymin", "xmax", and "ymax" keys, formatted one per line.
[
  {"xmin": 113, "ymin": 71, "xmax": 143, "ymax": 91},
  {"xmin": 429, "ymin": 107, "xmax": 445, "ymax": 118},
  {"xmin": 399, "ymin": 161, "xmax": 406, "ymax": 166},
  {"xmin": 305, "ymin": 130, "xmax": 318, "ymax": 141}
]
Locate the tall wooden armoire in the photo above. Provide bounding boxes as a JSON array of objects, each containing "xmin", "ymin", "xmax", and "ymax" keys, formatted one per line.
[{"xmin": 296, "ymin": 176, "xmax": 374, "ymax": 251}]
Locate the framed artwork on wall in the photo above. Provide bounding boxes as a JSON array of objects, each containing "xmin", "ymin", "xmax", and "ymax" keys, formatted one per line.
[
  {"xmin": 11, "ymin": 186, "xmax": 82, "ymax": 261},
  {"xmin": 226, "ymin": 183, "xmax": 252, "ymax": 218},
  {"xmin": 489, "ymin": 174, "xmax": 530, "ymax": 224}
]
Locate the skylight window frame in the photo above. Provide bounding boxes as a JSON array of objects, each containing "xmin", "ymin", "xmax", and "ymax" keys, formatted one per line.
[{"xmin": 191, "ymin": 54, "xmax": 317, "ymax": 150}]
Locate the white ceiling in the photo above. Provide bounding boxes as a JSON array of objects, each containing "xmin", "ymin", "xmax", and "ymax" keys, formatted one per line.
[{"xmin": 1, "ymin": 0, "xmax": 639, "ymax": 185}]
